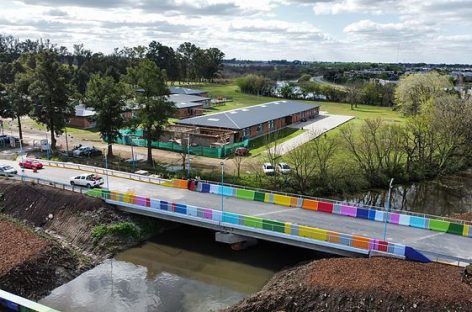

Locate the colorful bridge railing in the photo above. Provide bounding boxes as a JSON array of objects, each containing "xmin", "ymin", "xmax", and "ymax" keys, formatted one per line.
[
  {"xmin": 0, "ymin": 289, "xmax": 58, "ymax": 312},
  {"xmin": 185, "ymin": 180, "xmax": 472, "ymax": 239},
  {"xmin": 92, "ymin": 189, "xmax": 431, "ymax": 263}
]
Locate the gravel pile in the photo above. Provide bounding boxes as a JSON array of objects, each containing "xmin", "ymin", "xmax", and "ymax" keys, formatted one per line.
[{"xmin": 226, "ymin": 257, "xmax": 472, "ymax": 312}]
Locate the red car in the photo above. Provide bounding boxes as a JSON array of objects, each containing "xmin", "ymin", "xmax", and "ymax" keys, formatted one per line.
[{"xmin": 19, "ymin": 159, "xmax": 43, "ymax": 169}]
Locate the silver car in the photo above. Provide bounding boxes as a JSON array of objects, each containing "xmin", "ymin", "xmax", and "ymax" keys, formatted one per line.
[{"xmin": 0, "ymin": 164, "xmax": 17, "ymax": 176}]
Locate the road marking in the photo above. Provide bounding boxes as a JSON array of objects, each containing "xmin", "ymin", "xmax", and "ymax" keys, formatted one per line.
[
  {"xmin": 403, "ymin": 231, "xmax": 444, "ymax": 244},
  {"xmin": 254, "ymin": 209, "xmax": 292, "ymax": 217}
]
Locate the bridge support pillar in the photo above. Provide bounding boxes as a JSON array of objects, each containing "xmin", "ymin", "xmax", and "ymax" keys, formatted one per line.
[{"xmin": 215, "ymin": 232, "xmax": 258, "ymax": 251}]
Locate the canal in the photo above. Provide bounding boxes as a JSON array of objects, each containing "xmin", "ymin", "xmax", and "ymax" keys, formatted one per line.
[{"xmin": 40, "ymin": 225, "xmax": 325, "ymax": 312}]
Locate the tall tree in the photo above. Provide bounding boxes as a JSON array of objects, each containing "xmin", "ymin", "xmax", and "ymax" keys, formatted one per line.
[
  {"xmin": 29, "ymin": 50, "xmax": 74, "ymax": 150},
  {"xmin": 0, "ymin": 71, "xmax": 32, "ymax": 145},
  {"xmin": 125, "ymin": 59, "xmax": 175, "ymax": 165},
  {"xmin": 85, "ymin": 74, "xmax": 128, "ymax": 157},
  {"xmin": 395, "ymin": 71, "xmax": 452, "ymax": 115}
]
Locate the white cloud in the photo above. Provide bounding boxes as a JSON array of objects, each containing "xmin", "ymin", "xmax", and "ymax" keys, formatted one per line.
[{"xmin": 0, "ymin": 0, "xmax": 471, "ymax": 63}]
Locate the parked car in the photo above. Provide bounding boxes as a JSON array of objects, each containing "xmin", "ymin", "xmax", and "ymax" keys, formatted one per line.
[
  {"xmin": 72, "ymin": 146, "xmax": 102, "ymax": 157},
  {"xmin": 234, "ymin": 147, "xmax": 249, "ymax": 156},
  {"xmin": 262, "ymin": 163, "xmax": 275, "ymax": 175},
  {"xmin": 277, "ymin": 162, "xmax": 291, "ymax": 174},
  {"xmin": 70, "ymin": 173, "xmax": 104, "ymax": 188},
  {"xmin": 19, "ymin": 158, "xmax": 43, "ymax": 169},
  {"xmin": 0, "ymin": 164, "xmax": 17, "ymax": 176}
]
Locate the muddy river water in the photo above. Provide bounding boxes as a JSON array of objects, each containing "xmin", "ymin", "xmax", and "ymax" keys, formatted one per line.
[{"xmin": 40, "ymin": 226, "xmax": 321, "ymax": 312}]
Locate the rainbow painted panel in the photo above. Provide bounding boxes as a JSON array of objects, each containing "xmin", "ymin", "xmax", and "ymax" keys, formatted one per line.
[
  {"xmin": 409, "ymin": 216, "xmax": 427, "ymax": 229},
  {"xmin": 187, "ymin": 205, "xmax": 198, "ymax": 217},
  {"xmin": 284, "ymin": 222, "xmax": 292, "ymax": 234},
  {"xmin": 150, "ymin": 198, "xmax": 160, "ymax": 209},
  {"xmin": 264, "ymin": 193, "xmax": 274, "ymax": 204},
  {"xmin": 222, "ymin": 212, "xmax": 239, "ymax": 224},
  {"xmin": 301, "ymin": 199, "xmax": 318, "ymax": 211},
  {"xmin": 175, "ymin": 203, "xmax": 187, "ymax": 214},
  {"xmin": 236, "ymin": 189, "xmax": 255, "ymax": 201},
  {"xmin": 339, "ymin": 233, "xmax": 352, "ymax": 246},
  {"xmin": 209, "ymin": 184, "xmax": 220, "ymax": 195},
  {"xmin": 289, "ymin": 223, "xmax": 299, "ymax": 236},
  {"xmin": 160, "ymin": 201, "xmax": 170, "ymax": 211},
  {"xmin": 212, "ymin": 210, "xmax": 222, "ymax": 222},
  {"xmin": 351, "ymin": 235, "xmax": 370, "ymax": 249},
  {"xmin": 262, "ymin": 219, "xmax": 285, "ymax": 233},
  {"xmin": 299, "ymin": 225, "xmax": 328, "ymax": 241},
  {"xmin": 356, "ymin": 208, "xmax": 369, "ymax": 220},
  {"xmin": 222, "ymin": 186, "xmax": 234, "ymax": 197},
  {"xmin": 399, "ymin": 214, "xmax": 410, "ymax": 226},
  {"xmin": 243, "ymin": 216, "xmax": 263, "ymax": 229},
  {"xmin": 203, "ymin": 208, "xmax": 212, "ymax": 220},
  {"xmin": 389, "ymin": 213, "xmax": 400, "ymax": 224},
  {"xmin": 367, "ymin": 209, "xmax": 376, "ymax": 221},
  {"xmin": 134, "ymin": 196, "xmax": 147, "ymax": 206},
  {"xmin": 340, "ymin": 205, "xmax": 357, "ymax": 217},
  {"xmin": 332, "ymin": 203, "xmax": 341, "ymax": 215},
  {"xmin": 464, "ymin": 224, "xmax": 470, "ymax": 237},
  {"xmin": 447, "ymin": 223, "xmax": 464, "ymax": 236},
  {"xmin": 254, "ymin": 191, "xmax": 265, "ymax": 202},
  {"xmin": 327, "ymin": 231, "xmax": 341, "ymax": 244},
  {"xmin": 273, "ymin": 194, "xmax": 291, "ymax": 207},
  {"xmin": 429, "ymin": 219, "xmax": 450, "ymax": 232},
  {"xmin": 375, "ymin": 210, "xmax": 385, "ymax": 222},
  {"xmin": 317, "ymin": 201, "xmax": 333, "ymax": 213},
  {"xmin": 201, "ymin": 183, "xmax": 211, "ymax": 193},
  {"xmin": 195, "ymin": 181, "xmax": 203, "ymax": 192}
]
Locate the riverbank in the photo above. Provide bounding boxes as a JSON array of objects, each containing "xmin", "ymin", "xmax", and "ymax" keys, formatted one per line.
[
  {"xmin": 226, "ymin": 257, "xmax": 472, "ymax": 312},
  {"xmin": 0, "ymin": 178, "xmax": 171, "ymax": 300}
]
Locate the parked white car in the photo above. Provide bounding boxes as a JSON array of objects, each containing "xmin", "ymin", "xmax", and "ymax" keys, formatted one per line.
[
  {"xmin": 70, "ymin": 173, "xmax": 104, "ymax": 188},
  {"xmin": 0, "ymin": 164, "xmax": 17, "ymax": 176},
  {"xmin": 277, "ymin": 162, "xmax": 291, "ymax": 174},
  {"xmin": 262, "ymin": 163, "xmax": 275, "ymax": 175}
]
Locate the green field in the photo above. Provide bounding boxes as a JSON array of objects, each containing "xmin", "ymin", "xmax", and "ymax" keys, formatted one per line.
[{"xmin": 200, "ymin": 82, "xmax": 402, "ymax": 124}]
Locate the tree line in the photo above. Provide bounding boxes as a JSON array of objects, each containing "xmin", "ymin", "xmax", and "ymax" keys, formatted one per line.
[
  {"xmin": 0, "ymin": 35, "xmax": 225, "ymax": 164},
  {"xmin": 235, "ymin": 73, "xmax": 396, "ymax": 107}
]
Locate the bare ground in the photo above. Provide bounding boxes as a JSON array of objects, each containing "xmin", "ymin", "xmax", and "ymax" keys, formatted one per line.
[
  {"xmin": 226, "ymin": 257, "xmax": 472, "ymax": 312},
  {"xmin": 0, "ymin": 178, "xmax": 172, "ymax": 300}
]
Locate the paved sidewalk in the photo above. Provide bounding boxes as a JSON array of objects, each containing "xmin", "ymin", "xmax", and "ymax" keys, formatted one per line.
[{"xmin": 270, "ymin": 113, "xmax": 354, "ymax": 155}]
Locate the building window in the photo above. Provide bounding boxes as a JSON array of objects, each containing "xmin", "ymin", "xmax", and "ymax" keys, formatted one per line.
[
  {"xmin": 257, "ymin": 124, "xmax": 263, "ymax": 132},
  {"xmin": 268, "ymin": 120, "xmax": 274, "ymax": 129}
]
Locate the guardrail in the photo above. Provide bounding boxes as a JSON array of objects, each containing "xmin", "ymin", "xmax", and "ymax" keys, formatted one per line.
[
  {"xmin": 40, "ymin": 159, "xmax": 172, "ymax": 186},
  {"xmin": 37, "ymin": 159, "xmax": 471, "ymax": 226},
  {"xmin": 100, "ymin": 189, "xmax": 433, "ymax": 263},
  {"xmin": 0, "ymin": 289, "xmax": 58, "ymax": 312},
  {"xmin": 189, "ymin": 180, "xmax": 472, "ymax": 238},
  {"xmin": 33, "ymin": 159, "xmax": 472, "ymax": 237},
  {"xmin": 5, "ymin": 174, "xmax": 471, "ymax": 265}
]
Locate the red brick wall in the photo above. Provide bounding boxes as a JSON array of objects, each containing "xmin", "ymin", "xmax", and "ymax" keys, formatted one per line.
[{"xmin": 68, "ymin": 117, "xmax": 94, "ymax": 129}]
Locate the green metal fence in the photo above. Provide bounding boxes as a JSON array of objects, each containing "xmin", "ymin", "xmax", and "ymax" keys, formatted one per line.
[{"xmin": 115, "ymin": 129, "xmax": 248, "ymax": 158}]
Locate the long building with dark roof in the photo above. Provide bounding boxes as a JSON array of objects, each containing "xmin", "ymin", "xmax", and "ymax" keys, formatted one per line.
[{"xmin": 176, "ymin": 100, "xmax": 320, "ymax": 141}]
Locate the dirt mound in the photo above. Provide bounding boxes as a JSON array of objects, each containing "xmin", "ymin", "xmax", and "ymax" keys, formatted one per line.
[
  {"xmin": 453, "ymin": 212, "xmax": 472, "ymax": 222},
  {"xmin": 226, "ymin": 257, "xmax": 472, "ymax": 312},
  {"xmin": 0, "ymin": 220, "xmax": 48, "ymax": 276},
  {"xmin": 0, "ymin": 179, "xmax": 166, "ymax": 257},
  {"xmin": 0, "ymin": 218, "xmax": 90, "ymax": 300}
]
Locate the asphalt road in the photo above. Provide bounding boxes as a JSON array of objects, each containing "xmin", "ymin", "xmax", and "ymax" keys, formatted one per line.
[{"xmin": 3, "ymin": 160, "xmax": 471, "ymax": 261}]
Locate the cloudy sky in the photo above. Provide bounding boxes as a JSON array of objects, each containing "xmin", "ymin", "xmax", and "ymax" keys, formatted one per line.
[{"xmin": 1, "ymin": 0, "xmax": 472, "ymax": 63}]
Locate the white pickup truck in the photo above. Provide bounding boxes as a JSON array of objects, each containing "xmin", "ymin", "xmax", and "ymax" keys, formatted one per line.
[{"xmin": 70, "ymin": 173, "xmax": 104, "ymax": 188}]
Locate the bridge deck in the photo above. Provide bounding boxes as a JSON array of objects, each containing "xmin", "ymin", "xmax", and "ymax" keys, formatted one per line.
[{"xmin": 8, "ymin": 160, "xmax": 471, "ymax": 261}]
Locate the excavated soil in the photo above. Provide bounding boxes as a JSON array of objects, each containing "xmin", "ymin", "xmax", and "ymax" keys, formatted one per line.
[
  {"xmin": 226, "ymin": 257, "xmax": 472, "ymax": 312},
  {"xmin": 0, "ymin": 179, "xmax": 170, "ymax": 300}
]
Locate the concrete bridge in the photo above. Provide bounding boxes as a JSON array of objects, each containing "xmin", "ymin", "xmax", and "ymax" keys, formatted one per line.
[{"xmin": 3, "ymin": 159, "xmax": 472, "ymax": 265}]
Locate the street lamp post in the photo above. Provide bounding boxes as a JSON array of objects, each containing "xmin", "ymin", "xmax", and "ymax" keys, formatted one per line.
[
  {"xmin": 220, "ymin": 161, "xmax": 224, "ymax": 224},
  {"xmin": 104, "ymin": 154, "xmax": 110, "ymax": 189},
  {"xmin": 383, "ymin": 178, "xmax": 394, "ymax": 241}
]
